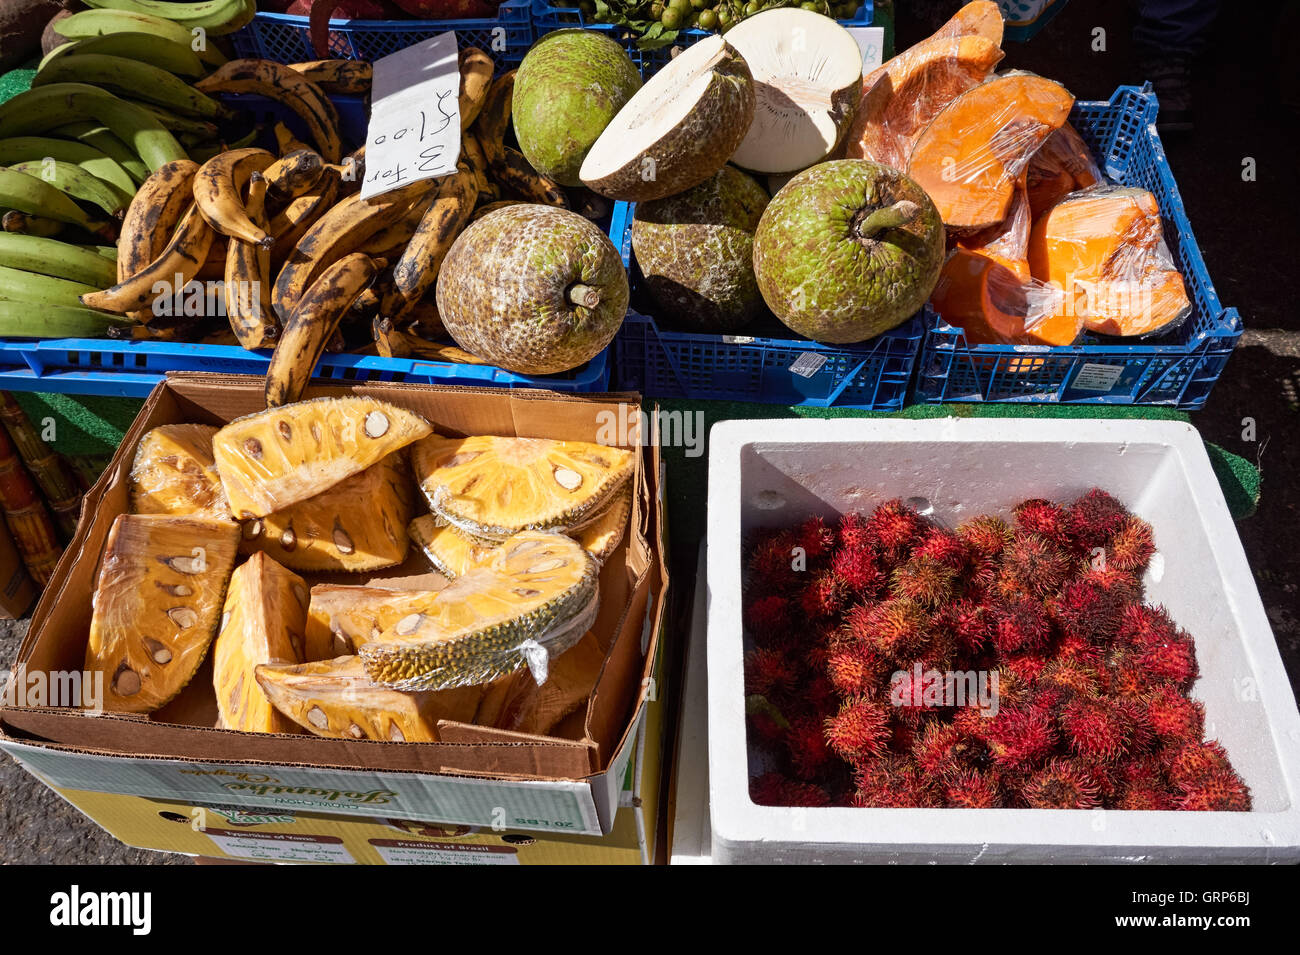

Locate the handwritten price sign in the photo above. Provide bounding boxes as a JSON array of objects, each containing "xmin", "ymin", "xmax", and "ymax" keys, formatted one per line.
[{"xmin": 361, "ymin": 31, "xmax": 461, "ymax": 200}]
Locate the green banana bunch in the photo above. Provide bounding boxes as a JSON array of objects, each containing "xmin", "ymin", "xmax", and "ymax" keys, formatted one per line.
[
  {"xmin": 54, "ymin": 9, "xmax": 229, "ymax": 67},
  {"xmin": 0, "ymin": 233, "xmax": 118, "ymax": 287},
  {"xmin": 42, "ymin": 33, "xmax": 207, "ymax": 79},
  {"xmin": 7, "ymin": 161, "xmax": 131, "ymax": 219},
  {"xmin": 1, "ymin": 211, "xmax": 64, "ymax": 238},
  {"xmin": 76, "ymin": 0, "xmax": 256, "ymax": 36},
  {"xmin": 0, "ymin": 300, "xmax": 131, "ymax": 338},
  {"xmin": 51, "ymin": 122, "xmax": 151, "ymax": 185},
  {"xmin": 34, "ymin": 54, "xmax": 226, "ymax": 120},
  {"xmin": 0, "ymin": 167, "xmax": 108, "ymax": 234},
  {"xmin": 0, "ymin": 136, "xmax": 138, "ymax": 196},
  {"xmin": 0, "ymin": 264, "xmax": 99, "ymax": 308},
  {"xmin": 0, "ymin": 84, "xmax": 187, "ymax": 172}
]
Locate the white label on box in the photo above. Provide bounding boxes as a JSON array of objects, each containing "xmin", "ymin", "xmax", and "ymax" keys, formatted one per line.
[
  {"xmin": 846, "ymin": 27, "xmax": 885, "ymax": 72},
  {"xmin": 369, "ymin": 838, "xmax": 520, "ymax": 865},
  {"xmin": 789, "ymin": 352, "xmax": 828, "ymax": 378},
  {"xmin": 722, "ymin": 336, "xmax": 755, "ymax": 345},
  {"xmin": 1072, "ymin": 362, "xmax": 1125, "ymax": 392},
  {"xmin": 204, "ymin": 828, "xmax": 356, "ymax": 864},
  {"xmin": 361, "ymin": 31, "xmax": 460, "ymax": 200}
]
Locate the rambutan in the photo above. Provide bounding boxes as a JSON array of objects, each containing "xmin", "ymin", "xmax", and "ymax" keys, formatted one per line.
[
  {"xmin": 750, "ymin": 772, "xmax": 832, "ymax": 807},
  {"xmin": 852, "ymin": 755, "xmax": 941, "ymax": 808},
  {"xmin": 1037, "ymin": 658, "xmax": 1101, "ymax": 701},
  {"xmin": 824, "ymin": 697, "xmax": 892, "ymax": 762},
  {"xmin": 993, "ymin": 597, "xmax": 1053, "ymax": 655},
  {"xmin": 825, "ymin": 643, "xmax": 886, "ymax": 699},
  {"xmin": 1116, "ymin": 603, "xmax": 1178, "ymax": 649},
  {"xmin": 1020, "ymin": 758, "xmax": 1101, "ymax": 809},
  {"xmin": 747, "ymin": 531, "xmax": 798, "ymax": 589},
  {"xmin": 1119, "ymin": 697, "xmax": 1156, "ymax": 754},
  {"xmin": 743, "ymin": 594, "xmax": 791, "ymax": 644},
  {"xmin": 1055, "ymin": 633, "xmax": 1104, "ymax": 666},
  {"xmin": 1143, "ymin": 684, "xmax": 1205, "ymax": 747},
  {"xmin": 886, "ymin": 666, "xmax": 935, "ymax": 727},
  {"xmin": 952, "ymin": 703, "xmax": 991, "ymax": 739},
  {"xmin": 1083, "ymin": 566, "xmax": 1145, "ymax": 604},
  {"xmin": 1014, "ymin": 498, "xmax": 1071, "ymax": 546},
  {"xmin": 844, "ymin": 598, "xmax": 930, "ymax": 663},
  {"xmin": 1100, "ymin": 648, "xmax": 1153, "ymax": 698},
  {"xmin": 1066, "ymin": 488, "xmax": 1132, "ymax": 551},
  {"xmin": 1117, "ymin": 784, "xmax": 1177, "ymax": 810},
  {"xmin": 837, "ymin": 511, "xmax": 873, "ymax": 552},
  {"xmin": 1061, "ymin": 697, "xmax": 1133, "ymax": 763},
  {"xmin": 943, "ymin": 769, "xmax": 1003, "ymax": 808},
  {"xmin": 957, "ymin": 514, "xmax": 1012, "ymax": 559},
  {"xmin": 913, "ymin": 722, "xmax": 978, "ymax": 778},
  {"xmin": 889, "ymin": 718, "xmax": 919, "ymax": 755},
  {"xmin": 744, "ymin": 646, "xmax": 798, "ymax": 698},
  {"xmin": 997, "ymin": 532, "xmax": 1077, "ymax": 601},
  {"xmin": 1136, "ymin": 631, "xmax": 1199, "ymax": 690},
  {"xmin": 890, "ymin": 555, "xmax": 958, "ymax": 608},
  {"xmin": 1177, "ymin": 768, "xmax": 1251, "ymax": 811},
  {"xmin": 1107, "ymin": 515, "xmax": 1155, "ymax": 574},
  {"xmin": 1050, "ymin": 575, "xmax": 1130, "ymax": 645},
  {"xmin": 1115, "ymin": 756, "xmax": 1176, "ymax": 810},
  {"xmin": 865, "ymin": 499, "xmax": 926, "ymax": 563},
  {"xmin": 747, "ymin": 709, "xmax": 787, "ymax": 747},
  {"xmin": 830, "ymin": 546, "xmax": 885, "ymax": 597},
  {"xmin": 799, "ymin": 571, "xmax": 846, "ymax": 621},
  {"xmin": 787, "ymin": 714, "xmax": 836, "ymax": 781},
  {"xmin": 937, "ymin": 599, "xmax": 994, "ymax": 656},
  {"xmin": 984, "ymin": 706, "xmax": 1058, "ymax": 770},
  {"xmin": 913, "ymin": 527, "xmax": 969, "ymax": 570},
  {"xmin": 794, "ymin": 516, "xmax": 836, "ymax": 562},
  {"xmin": 1167, "ymin": 740, "xmax": 1233, "ymax": 791}
]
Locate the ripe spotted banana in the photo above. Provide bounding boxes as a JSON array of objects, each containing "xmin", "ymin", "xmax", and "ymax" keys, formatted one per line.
[
  {"xmin": 117, "ymin": 158, "xmax": 200, "ymax": 286},
  {"xmin": 34, "ymin": 54, "xmax": 225, "ymax": 119},
  {"xmin": 81, "ymin": 203, "xmax": 215, "ymax": 315},
  {"xmin": 264, "ymin": 148, "xmax": 325, "ymax": 204},
  {"xmin": 196, "ymin": 60, "xmax": 341, "ymax": 163},
  {"xmin": 225, "ymin": 171, "xmax": 278, "ymax": 349},
  {"xmin": 0, "ymin": 166, "xmax": 107, "ymax": 233},
  {"xmin": 53, "ymin": 8, "xmax": 230, "ymax": 67},
  {"xmin": 0, "ymin": 83, "xmax": 187, "ymax": 172},
  {"xmin": 472, "ymin": 71, "xmax": 515, "ymax": 167},
  {"xmin": 460, "ymin": 132, "xmax": 492, "ymax": 199},
  {"xmin": 491, "ymin": 147, "xmax": 569, "ymax": 208},
  {"xmin": 288, "ymin": 59, "xmax": 371, "ymax": 95},
  {"xmin": 356, "ymin": 191, "xmax": 435, "ymax": 258},
  {"xmin": 273, "ymin": 122, "xmax": 312, "ymax": 157},
  {"xmin": 458, "ymin": 47, "xmax": 493, "ymax": 130},
  {"xmin": 271, "ymin": 177, "xmax": 435, "ymax": 324},
  {"xmin": 194, "ymin": 147, "xmax": 277, "ymax": 246},
  {"xmin": 268, "ymin": 167, "xmax": 340, "ymax": 270},
  {"xmin": 0, "ymin": 233, "xmax": 118, "ymax": 287},
  {"xmin": 385, "ymin": 167, "xmax": 477, "ymax": 319},
  {"xmin": 76, "ymin": 0, "xmax": 256, "ymax": 36},
  {"xmin": 266, "ymin": 252, "xmax": 381, "ymax": 407},
  {"xmin": 7, "ymin": 160, "xmax": 131, "ymax": 218}
]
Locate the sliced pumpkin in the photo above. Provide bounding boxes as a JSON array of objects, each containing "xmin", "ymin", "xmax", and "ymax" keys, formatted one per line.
[
  {"xmin": 212, "ymin": 552, "xmax": 308, "ymax": 733},
  {"xmin": 85, "ymin": 514, "xmax": 241, "ymax": 713},
  {"xmin": 933, "ymin": 0, "xmax": 1005, "ymax": 44},
  {"xmin": 846, "ymin": 34, "xmax": 1004, "ymax": 169},
  {"xmin": 908, "ymin": 72, "xmax": 1074, "ymax": 229},
  {"xmin": 212, "ymin": 397, "xmax": 433, "ymax": 519},
  {"xmin": 130, "ymin": 424, "xmax": 231, "ymax": 520},
  {"xmin": 1027, "ymin": 123, "xmax": 1102, "ymax": 218},
  {"xmin": 255, "ymin": 655, "xmax": 483, "ymax": 742},
  {"xmin": 240, "ymin": 452, "xmax": 414, "ymax": 573},
  {"xmin": 304, "ymin": 584, "xmax": 436, "ymax": 661}
]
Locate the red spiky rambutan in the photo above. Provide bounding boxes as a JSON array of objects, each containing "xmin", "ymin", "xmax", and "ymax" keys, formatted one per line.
[
  {"xmin": 913, "ymin": 527, "xmax": 969, "ymax": 570},
  {"xmin": 913, "ymin": 721, "xmax": 978, "ymax": 778},
  {"xmin": 1116, "ymin": 603, "xmax": 1179, "ymax": 649},
  {"xmin": 825, "ymin": 643, "xmax": 886, "ymax": 699},
  {"xmin": 787, "ymin": 714, "xmax": 835, "ymax": 781},
  {"xmin": 1167, "ymin": 740, "xmax": 1233, "ymax": 790},
  {"xmin": 993, "ymin": 597, "xmax": 1054, "ymax": 655},
  {"xmin": 1055, "ymin": 633, "xmax": 1104, "ymax": 666},
  {"xmin": 803, "ymin": 672, "xmax": 839, "ymax": 715},
  {"xmin": 1143, "ymin": 684, "xmax": 1205, "ymax": 747},
  {"xmin": 744, "ymin": 647, "xmax": 798, "ymax": 698},
  {"xmin": 997, "ymin": 532, "xmax": 1077, "ymax": 601},
  {"xmin": 1117, "ymin": 786, "xmax": 1177, "ymax": 810},
  {"xmin": 1014, "ymin": 498, "xmax": 1072, "ymax": 546},
  {"xmin": 1107, "ymin": 515, "xmax": 1155, "ymax": 574},
  {"xmin": 1083, "ymin": 566, "xmax": 1145, "ymax": 604},
  {"xmin": 750, "ymin": 772, "xmax": 832, "ymax": 807},
  {"xmin": 934, "ymin": 599, "xmax": 993, "ymax": 656},
  {"xmin": 794, "ymin": 516, "xmax": 836, "ymax": 562},
  {"xmin": 830, "ymin": 546, "xmax": 885, "ymax": 597},
  {"xmin": 1037, "ymin": 658, "xmax": 1101, "ymax": 701},
  {"xmin": 1177, "ymin": 768, "xmax": 1251, "ymax": 811},
  {"xmin": 984, "ymin": 706, "xmax": 1058, "ymax": 770},
  {"xmin": 747, "ymin": 709, "xmax": 787, "ymax": 747},
  {"xmin": 1020, "ymin": 758, "xmax": 1102, "ymax": 809},
  {"xmin": 852, "ymin": 755, "xmax": 941, "ymax": 808},
  {"xmin": 943, "ymin": 768, "xmax": 1003, "ymax": 808},
  {"xmin": 844, "ymin": 597, "xmax": 930, "ymax": 663},
  {"xmin": 1066, "ymin": 487, "xmax": 1132, "ymax": 551},
  {"xmin": 865, "ymin": 499, "xmax": 926, "ymax": 563},
  {"xmin": 1061, "ymin": 697, "xmax": 1133, "ymax": 762},
  {"xmin": 957, "ymin": 514, "xmax": 1012, "ymax": 559},
  {"xmin": 890, "ymin": 555, "xmax": 958, "ymax": 608},
  {"xmin": 1050, "ymin": 574, "xmax": 1131, "ymax": 645},
  {"xmin": 1136, "ymin": 631, "xmax": 1199, "ymax": 690},
  {"xmin": 743, "ymin": 594, "xmax": 791, "ymax": 644},
  {"xmin": 824, "ymin": 697, "xmax": 892, "ymax": 762},
  {"xmin": 951, "ymin": 703, "xmax": 990, "ymax": 738},
  {"xmin": 799, "ymin": 571, "xmax": 846, "ymax": 621},
  {"xmin": 886, "ymin": 665, "xmax": 936, "ymax": 727},
  {"xmin": 889, "ymin": 718, "xmax": 919, "ymax": 755},
  {"xmin": 1114, "ymin": 756, "xmax": 1176, "ymax": 810},
  {"xmin": 1118, "ymin": 697, "xmax": 1156, "ymax": 755},
  {"xmin": 747, "ymin": 531, "xmax": 798, "ymax": 589},
  {"xmin": 837, "ymin": 511, "xmax": 873, "ymax": 552}
]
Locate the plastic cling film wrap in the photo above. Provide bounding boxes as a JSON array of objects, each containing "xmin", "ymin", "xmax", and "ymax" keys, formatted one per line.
[
  {"xmin": 1027, "ymin": 122, "xmax": 1102, "ymax": 217},
  {"xmin": 1027, "ymin": 185, "xmax": 1191, "ymax": 339},
  {"xmin": 357, "ymin": 531, "xmax": 602, "ymax": 691},
  {"xmin": 129, "ymin": 424, "xmax": 232, "ymax": 520}
]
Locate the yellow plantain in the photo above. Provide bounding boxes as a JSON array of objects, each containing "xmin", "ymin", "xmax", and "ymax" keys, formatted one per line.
[
  {"xmin": 271, "ymin": 176, "xmax": 436, "ymax": 325},
  {"xmin": 472, "ymin": 70, "xmax": 515, "ymax": 167},
  {"xmin": 268, "ymin": 167, "xmax": 340, "ymax": 271},
  {"xmin": 196, "ymin": 236, "xmax": 229, "ymax": 281},
  {"xmin": 385, "ymin": 166, "xmax": 477, "ymax": 319},
  {"xmin": 458, "ymin": 47, "xmax": 493, "ymax": 130},
  {"xmin": 225, "ymin": 171, "xmax": 278, "ymax": 350},
  {"xmin": 81, "ymin": 202, "xmax": 214, "ymax": 315},
  {"xmin": 265, "ymin": 252, "xmax": 382, "ymax": 407},
  {"xmin": 264, "ymin": 148, "xmax": 325, "ymax": 204},
  {"xmin": 116, "ymin": 158, "xmax": 199, "ymax": 286},
  {"xmin": 460, "ymin": 132, "xmax": 492, "ymax": 197},
  {"xmin": 288, "ymin": 59, "xmax": 372, "ymax": 95},
  {"xmin": 491, "ymin": 147, "xmax": 569, "ymax": 208},
  {"xmin": 273, "ymin": 121, "xmax": 311, "ymax": 157},
  {"xmin": 194, "ymin": 147, "xmax": 277, "ymax": 246},
  {"xmin": 356, "ymin": 189, "xmax": 436, "ymax": 258},
  {"xmin": 196, "ymin": 60, "xmax": 341, "ymax": 163}
]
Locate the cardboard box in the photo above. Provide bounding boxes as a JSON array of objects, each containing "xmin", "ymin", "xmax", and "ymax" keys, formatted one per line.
[
  {"xmin": 0, "ymin": 517, "xmax": 35, "ymax": 619},
  {"xmin": 2, "ymin": 374, "xmax": 668, "ymax": 838},
  {"xmin": 707, "ymin": 418, "xmax": 1300, "ymax": 863}
]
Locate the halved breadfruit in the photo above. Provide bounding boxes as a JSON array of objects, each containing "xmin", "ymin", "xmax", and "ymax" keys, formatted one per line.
[{"xmin": 130, "ymin": 424, "xmax": 231, "ymax": 519}]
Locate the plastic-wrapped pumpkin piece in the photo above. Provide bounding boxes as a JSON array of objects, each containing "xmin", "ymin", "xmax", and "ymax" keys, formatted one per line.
[
  {"xmin": 255, "ymin": 655, "xmax": 482, "ymax": 742},
  {"xmin": 241, "ymin": 452, "xmax": 414, "ymax": 573},
  {"xmin": 411, "ymin": 434, "xmax": 633, "ymax": 540},
  {"xmin": 212, "ymin": 396, "xmax": 433, "ymax": 519},
  {"xmin": 1027, "ymin": 123, "xmax": 1103, "ymax": 218},
  {"xmin": 130, "ymin": 424, "xmax": 231, "ymax": 519},
  {"xmin": 85, "ymin": 514, "xmax": 241, "ymax": 713},
  {"xmin": 212, "ymin": 552, "xmax": 309, "ymax": 733}
]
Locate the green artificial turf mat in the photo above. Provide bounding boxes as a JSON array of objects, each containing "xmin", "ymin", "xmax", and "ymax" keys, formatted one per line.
[
  {"xmin": 0, "ymin": 68, "xmax": 33, "ymax": 104},
  {"xmin": 8, "ymin": 393, "xmax": 141, "ymax": 458}
]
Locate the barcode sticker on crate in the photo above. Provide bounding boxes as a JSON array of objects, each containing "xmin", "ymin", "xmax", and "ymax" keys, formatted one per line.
[
  {"xmin": 789, "ymin": 353, "xmax": 828, "ymax": 378},
  {"xmin": 1072, "ymin": 362, "xmax": 1125, "ymax": 392},
  {"xmin": 722, "ymin": 336, "xmax": 755, "ymax": 344},
  {"xmin": 362, "ymin": 31, "xmax": 460, "ymax": 200}
]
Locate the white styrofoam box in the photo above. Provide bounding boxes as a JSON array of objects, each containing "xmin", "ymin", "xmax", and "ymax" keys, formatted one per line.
[
  {"xmin": 670, "ymin": 541, "xmax": 712, "ymax": 865},
  {"xmin": 707, "ymin": 418, "xmax": 1300, "ymax": 864}
]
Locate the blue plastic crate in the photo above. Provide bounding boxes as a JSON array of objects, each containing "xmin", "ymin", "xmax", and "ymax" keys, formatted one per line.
[
  {"xmin": 218, "ymin": 92, "xmax": 370, "ymax": 152},
  {"xmin": 999, "ymin": 0, "xmax": 1069, "ymax": 43},
  {"xmin": 0, "ymin": 339, "xmax": 610, "ymax": 400},
  {"xmin": 531, "ymin": 1, "xmax": 874, "ymax": 75},
  {"xmin": 609, "ymin": 201, "xmax": 923, "ymax": 410},
  {"xmin": 915, "ymin": 85, "xmax": 1242, "ymax": 409},
  {"xmin": 229, "ymin": 1, "xmax": 532, "ymax": 67}
]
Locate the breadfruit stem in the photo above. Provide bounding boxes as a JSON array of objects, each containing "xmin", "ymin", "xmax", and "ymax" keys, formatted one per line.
[
  {"xmin": 853, "ymin": 200, "xmax": 920, "ymax": 241},
  {"xmin": 568, "ymin": 284, "xmax": 601, "ymax": 309}
]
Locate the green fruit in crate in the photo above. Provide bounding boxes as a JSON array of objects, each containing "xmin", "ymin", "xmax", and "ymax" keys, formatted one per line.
[
  {"xmin": 752, "ymin": 159, "xmax": 945, "ymax": 343},
  {"xmin": 34, "ymin": 54, "xmax": 225, "ymax": 119},
  {"xmin": 631, "ymin": 164, "xmax": 769, "ymax": 333},
  {"xmin": 54, "ymin": 8, "xmax": 230, "ymax": 66},
  {"xmin": 512, "ymin": 30, "xmax": 642, "ymax": 189}
]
